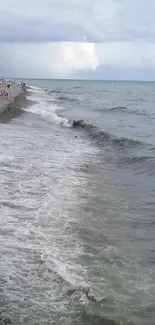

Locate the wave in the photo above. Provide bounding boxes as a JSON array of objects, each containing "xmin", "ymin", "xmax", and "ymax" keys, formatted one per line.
[
  {"xmin": 47, "ymin": 89, "xmax": 62, "ymax": 94},
  {"xmin": 51, "ymin": 271, "xmax": 133, "ymax": 325},
  {"xmin": 117, "ymin": 155, "xmax": 155, "ymax": 174},
  {"xmin": 129, "ymin": 97, "xmax": 147, "ymax": 102},
  {"xmin": 27, "ymin": 85, "xmax": 42, "ymax": 92},
  {"xmin": 120, "ymin": 155, "xmax": 155, "ymax": 165},
  {"xmin": 58, "ymin": 95, "xmax": 76, "ymax": 102},
  {"xmin": 110, "ymin": 106, "xmax": 127, "ymax": 112},
  {"xmin": 25, "ymin": 97, "xmax": 72, "ymax": 127},
  {"xmin": 109, "ymin": 106, "xmax": 149, "ymax": 117},
  {"xmin": 25, "ymin": 86, "xmax": 149, "ymax": 149},
  {"xmin": 77, "ymin": 310, "xmax": 132, "ymax": 325},
  {"xmin": 46, "ymin": 90, "xmax": 76, "ymax": 102},
  {"xmin": 72, "ymin": 119, "xmax": 143, "ymax": 149},
  {"xmin": 77, "ymin": 309, "xmax": 134, "ymax": 325},
  {"xmin": 24, "ymin": 84, "xmax": 73, "ymax": 127},
  {"xmin": 43, "ymin": 264, "xmax": 128, "ymax": 325},
  {"xmin": 95, "ymin": 106, "xmax": 148, "ymax": 117}
]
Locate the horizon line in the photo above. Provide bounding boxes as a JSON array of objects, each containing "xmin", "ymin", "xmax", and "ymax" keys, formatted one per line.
[{"xmin": 2, "ymin": 77, "xmax": 155, "ymax": 82}]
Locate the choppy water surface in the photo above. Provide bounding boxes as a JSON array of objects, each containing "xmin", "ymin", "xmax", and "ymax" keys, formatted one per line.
[{"xmin": 0, "ymin": 80, "xmax": 155, "ymax": 325}]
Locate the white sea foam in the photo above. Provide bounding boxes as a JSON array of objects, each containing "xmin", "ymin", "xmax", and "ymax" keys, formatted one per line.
[
  {"xmin": 28, "ymin": 85, "xmax": 43, "ymax": 92},
  {"xmin": 26, "ymin": 86, "xmax": 72, "ymax": 127}
]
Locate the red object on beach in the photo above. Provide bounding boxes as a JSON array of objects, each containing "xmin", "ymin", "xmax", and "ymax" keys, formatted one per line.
[{"xmin": 0, "ymin": 90, "xmax": 8, "ymax": 100}]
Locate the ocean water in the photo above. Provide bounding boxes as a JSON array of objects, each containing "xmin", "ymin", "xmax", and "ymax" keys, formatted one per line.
[{"xmin": 0, "ymin": 79, "xmax": 155, "ymax": 325}]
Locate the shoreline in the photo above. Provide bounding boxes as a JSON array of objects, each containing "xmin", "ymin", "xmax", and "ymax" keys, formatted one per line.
[{"xmin": 0, "ymin": 83, "xmax": 35, "ymax": 123}]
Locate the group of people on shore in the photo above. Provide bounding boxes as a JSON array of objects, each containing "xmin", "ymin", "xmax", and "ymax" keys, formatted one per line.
[
  {"xmin": 0, "ymin": 78, "xmax": 26, "ymax": 88},
  {"xmin": 0, "ymin": 78, "xmax": 26, "ymax": 100}
]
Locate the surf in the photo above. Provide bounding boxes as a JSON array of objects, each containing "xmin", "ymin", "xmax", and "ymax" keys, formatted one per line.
[{"xmin": 25, "ymin": 86, "xmax": 72, "ymax": 128}]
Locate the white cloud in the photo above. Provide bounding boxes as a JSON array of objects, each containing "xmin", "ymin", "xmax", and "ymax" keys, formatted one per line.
[
  {"xmin": 0, "ymin": 0, "xmax": 155, "ymax": 42},
  {"xmin": 0, "ymin": 0, "xmax": 154, "ymax": 80},
  {"xmin": 0, "ymin": 42, "xmax": 99, "ymax": 78},
  {"xmin": 96, "ymin": 42, "xmax": 155, "ymax": 68},
  {"xmin": 1, "ymin": 42, "xmax": 155, "ymax": 80}
]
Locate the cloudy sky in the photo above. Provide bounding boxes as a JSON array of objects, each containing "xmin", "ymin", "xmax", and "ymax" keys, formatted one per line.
[{"xmin": 0, "ymin": 0, "xmax": 154, "ymax": 80}]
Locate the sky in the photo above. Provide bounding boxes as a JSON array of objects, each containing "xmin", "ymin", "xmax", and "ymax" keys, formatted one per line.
[{"xmin": 0, "ymin": 0, "xmax": 154, "ymax": 80}]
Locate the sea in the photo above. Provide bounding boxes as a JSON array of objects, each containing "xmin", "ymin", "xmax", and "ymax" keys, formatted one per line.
[{"xmin": 0, "ymin": 79, "xmax": 155, "ymax": 325}]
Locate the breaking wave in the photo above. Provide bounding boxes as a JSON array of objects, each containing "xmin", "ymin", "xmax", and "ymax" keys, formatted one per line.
[
  {"xmin": 26, "ymin": 86, "xmax": 149, "ymax": 150},
  {"xmin": 38, "ymin": 263, "xmax": 128, "ymax": 325},
  {"xmin": 72, "ymin": 119, "xmax": 143, "ymax": 149}
]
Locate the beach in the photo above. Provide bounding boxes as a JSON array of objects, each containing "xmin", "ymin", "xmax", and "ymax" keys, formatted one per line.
[{"xmin": 0, "ymin": 82, "xmax": 26, "ymax": 122}]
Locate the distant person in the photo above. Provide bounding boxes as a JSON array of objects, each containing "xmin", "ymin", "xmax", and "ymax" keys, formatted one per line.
[
  {"xmin": 7, "ymin": 83, "xmax": 11, "ymax": 95},
  {"xmin": 21, "ymin": 82, "xmax": 26, "ymax": 90}
]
